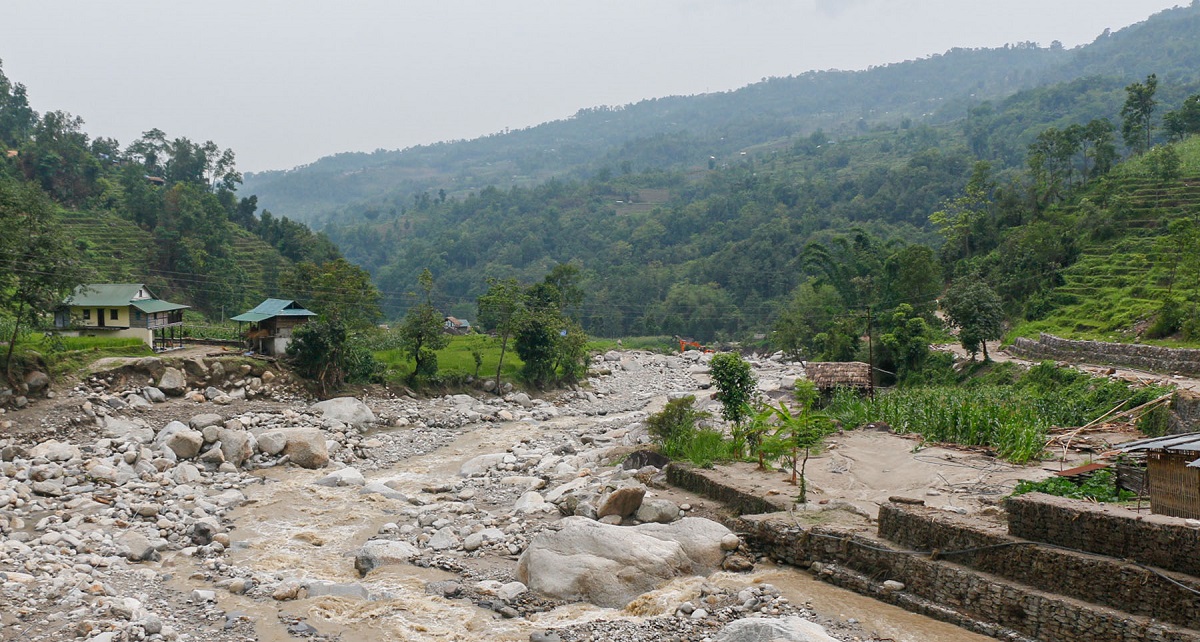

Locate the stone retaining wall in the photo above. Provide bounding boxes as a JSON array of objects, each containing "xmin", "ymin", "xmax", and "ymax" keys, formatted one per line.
[
  {"xmin": 738, "ymin": 514, "xmax": 1200, "ymax": 642},
  {"xmin": 1009, "ymin": 333, "xmax": 1200, "ymax": 375},
  {"xmin": 667, "ymin": 464, "xmax": 1200, "ymax": 641},
  {"xmin": 664, "ymin": 463, "xmax": 790, "ymax": 517},
  {"xmin": 879, "ymin": 502, "xmax": 1200, "ymax": 629},
  {"xmin": 1006, "ymin": 493, "xmax": 1200, "ymax": 577}
]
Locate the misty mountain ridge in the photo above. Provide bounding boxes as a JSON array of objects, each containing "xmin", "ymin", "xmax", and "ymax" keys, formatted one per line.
[{"xmin": 243, "ymin": 3, "xmax": 1200, "ymax": 228}]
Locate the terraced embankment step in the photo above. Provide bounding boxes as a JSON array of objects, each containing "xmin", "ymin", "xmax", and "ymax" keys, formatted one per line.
[{"xmin": 740, "ymin": 513, "xmax": 1200, "ymax": 642}]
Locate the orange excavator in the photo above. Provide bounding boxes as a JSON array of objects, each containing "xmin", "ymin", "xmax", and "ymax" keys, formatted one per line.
[{"xmin": 677, "ymin": 338, "xmax": 712, "ymax": 353}]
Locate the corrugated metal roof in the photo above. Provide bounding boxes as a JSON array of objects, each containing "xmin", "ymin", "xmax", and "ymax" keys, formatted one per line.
[
  {"xmin": 1116, "ymin": 432, "xmax": 1200, "ymax": 453},
  {"xmin": 230, "ymin": 312, "xmax": 271, "ymax": 323},
  {"xmin": 232, "ymin": 299, "xmax": 316, "ymax": 322},
  {"xmin": 132, "ymin": 299, "xmax": 189, "ymax": 314},
  {"xmin": 65, "ymin": 284, "xmax": 147, "ymax": 307}
]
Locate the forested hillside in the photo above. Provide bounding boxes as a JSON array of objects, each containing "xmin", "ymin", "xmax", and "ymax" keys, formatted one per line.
[
  {"xmin": 245, "ymin": 4, "xmax": 1200, "ymax": 229},
  {"xmin": 0, "ymin": 62, "xmax": 343, "ymax": 320},
  {"xmin": 304, "ymin": 3, "xmax": 1200, "ymax": 346}
]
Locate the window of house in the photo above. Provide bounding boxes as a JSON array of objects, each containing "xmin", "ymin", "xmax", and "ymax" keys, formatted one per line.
[
  {"xmin": 135, "ymin": 311, "xmax": 143, "ymax": 321},
  {"xmin": 110, "ymin": 309, "xmax": 119, "ymax": 321},
  {"xmin": 83, "ymin": 309, "xmax": 90, "ymax": 320}
]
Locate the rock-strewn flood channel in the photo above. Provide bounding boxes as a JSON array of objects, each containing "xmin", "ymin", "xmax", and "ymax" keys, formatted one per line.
[{"xmin": 0, "ymin": 350, "xmax": 993, "ymax": 641}]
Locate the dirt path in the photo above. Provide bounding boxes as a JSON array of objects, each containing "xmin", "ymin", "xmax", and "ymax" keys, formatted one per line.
[{"xmin": 936, "ymin": 340, "xmax": 1200, "ymax": 392}]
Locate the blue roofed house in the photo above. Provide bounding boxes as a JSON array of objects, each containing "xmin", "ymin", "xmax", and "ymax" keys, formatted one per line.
[
  {"xmin": 55, "ymin": 284, "xmax": 189, "ymax": 349},
  {"xmin": 230, "ymin": 299, "xmax": 317, "ymax": 355}
]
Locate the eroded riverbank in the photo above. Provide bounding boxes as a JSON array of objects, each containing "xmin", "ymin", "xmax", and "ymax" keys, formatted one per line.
[{"xmin": 1, "ymin": 349, "xmax": 1010, "ymax": 641}]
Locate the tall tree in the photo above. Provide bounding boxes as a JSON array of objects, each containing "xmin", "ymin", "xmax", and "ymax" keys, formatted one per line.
[
  {"xmin": 1121, "ymin": 73, "xmax": 1158, "ymax": 155},
  {"xmin": 399, "ymin": 268, "xmax": 449, "ymax": 380},
  {"xmin": 932, "ymin": 161, "xmax": 995, "ymax": 258},
  {"xmin": 283, "ymin": 258, "xmax": 381, "ymax": 329},
  {"xmin": 942, "ymin": 274, "xmax": 1004, "ymax": 361},
  {"xmin": 0, "ymin": 179, "xmax": 87, "ymax": 379},
  {"xmin": 1164, "ymin": 95, "xmax": 1200, "ymax": 141},
  {"xmin": 477, "ymin": 278, "xmax": 523, "ymax": 394}
]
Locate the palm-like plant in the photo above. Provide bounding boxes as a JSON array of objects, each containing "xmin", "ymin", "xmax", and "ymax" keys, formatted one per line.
[{"xmin": 772, "ymin": 380, "xmax": 834, "ymax": 502}]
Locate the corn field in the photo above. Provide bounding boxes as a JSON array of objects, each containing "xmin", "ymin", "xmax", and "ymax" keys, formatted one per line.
[{"xmin": 826, "ymin": 380, "xmax": 1167, "ymax": 464}]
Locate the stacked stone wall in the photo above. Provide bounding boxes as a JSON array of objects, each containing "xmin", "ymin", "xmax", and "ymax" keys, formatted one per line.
[
  {"xmin": 738, "ymin": 514, "xmax": 1200, "ymax": 642},
  {"xmin": 1006, "ymin": 493, "xmax": 1200, "ymax": 577},
  {"xmin": 664, "ymin": 463, "xmax": 790, "ymax": 517},
  {"xmin": 879, "ymin": 502, "xmax": 1200, "ymax": 628},
  {"xmin": 1009, "ymin": 333, "xmax": 1200, "ymax": 375},
  {"xmin": 668, "ymin": 462, "xmax": 1200, "ymax": 641}
]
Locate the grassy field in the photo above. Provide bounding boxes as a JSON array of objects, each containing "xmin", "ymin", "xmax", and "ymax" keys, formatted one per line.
[
  {"xmin": 375, "ymin": 334, "xmax": 525, "ymax": 383},
  {"xmin": 4, "ymin": 333, "xmax": 154, "ymax": 377}
]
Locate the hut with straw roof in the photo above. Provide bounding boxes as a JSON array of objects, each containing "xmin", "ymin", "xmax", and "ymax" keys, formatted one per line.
[{"xmin": 804, "ymin": 361, "xmax": 872, "ymax": 392}]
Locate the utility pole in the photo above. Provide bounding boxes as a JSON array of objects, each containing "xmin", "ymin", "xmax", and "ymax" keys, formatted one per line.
[{"xmin": 866, "ymin": 305, "xmax": 875, "ymax": 399}]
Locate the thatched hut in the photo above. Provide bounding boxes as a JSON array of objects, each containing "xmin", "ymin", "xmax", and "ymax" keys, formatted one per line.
[
  {"xmin": 1116, "ymin": 432, "xmax": 1200, "ymax": 519},
  {"xmin": 804, "ymin": 361, "xmax": 872, "ymax": 392}
]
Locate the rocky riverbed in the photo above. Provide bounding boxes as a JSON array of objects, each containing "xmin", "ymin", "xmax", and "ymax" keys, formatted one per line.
[{"xmin": 0, "ymin": 349, "xmax": 976, "ymax": 642}]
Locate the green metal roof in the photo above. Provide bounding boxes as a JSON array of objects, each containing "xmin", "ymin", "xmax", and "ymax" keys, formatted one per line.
[
  {"xmin": 231, "ymin": 298, "xmax": 316, "ymax": 323},
  {"xmin": 65, "ymin": 284, "xmax": 146, "ymax": 307},
  {"xmin": 65, "ymin": 284, "xmax": 189, "ymax": 312},
  {"xmin": 230, "ymin": 312, "xmax": 271, "ymax": 323},
  {"xmin": 132, "ymin": 299, "xmax": 189, "ymax": 314}
]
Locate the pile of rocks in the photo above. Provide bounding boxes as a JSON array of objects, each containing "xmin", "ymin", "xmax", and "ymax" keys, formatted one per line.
[
  {"xmin": 71, "ymin": 356, "xmax": 297, "ymax": 408},
  {"xmin": 1, "ymin": 348, "xmax": 863, "ymax": 642}
]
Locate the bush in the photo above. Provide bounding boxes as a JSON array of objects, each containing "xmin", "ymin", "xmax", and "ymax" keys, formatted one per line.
[
  {"xmin": 646, "ymin": 396, "xmax": 709, "ymax": 442},
  {"xmin": 1012, "ymin": 469, "xmax": 1134, "ymax": 502},
  {"xmin": 645, "ymin": 396, "xmax": 733, "ymax": 467},
  {"xmin": 1145, "ymin": 298, "xmax": 1184, "ymax": 339}
]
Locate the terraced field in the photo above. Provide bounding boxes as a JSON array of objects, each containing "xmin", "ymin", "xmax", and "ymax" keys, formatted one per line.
[
  {"xmin": 56, "ymin": 208, "xmax": 157, "ymax": 283},
  {"xmin": 1016, "ymin": 153, "xmax": 1200, "ymax": 341},
  {"xmin": 55, "ymin": 208, "xmax": 295, "ymax": 315}
]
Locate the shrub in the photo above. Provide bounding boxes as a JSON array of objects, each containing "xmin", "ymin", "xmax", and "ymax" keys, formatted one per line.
[
  {"xmin": 1012, "ymin": 469, "xmax": 1134, "ymax": 503},
  {"xmin": 646, "ymin": 396, "xmax": 709, "ymax": 443}
]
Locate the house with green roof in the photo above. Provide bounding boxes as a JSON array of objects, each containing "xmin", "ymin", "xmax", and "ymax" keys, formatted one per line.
[
  {"xmin": 55, "ymin": 284, "xmax": 189, "ymax": 349},
  {"xmin": 230, "ymin": 298, "xmax": 317, "ymax": 355}
]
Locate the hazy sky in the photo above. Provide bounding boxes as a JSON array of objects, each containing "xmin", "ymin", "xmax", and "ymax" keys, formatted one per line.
[{"xmin": 2, "ymin": 1, "xmax": 1185, "ymax": 172}]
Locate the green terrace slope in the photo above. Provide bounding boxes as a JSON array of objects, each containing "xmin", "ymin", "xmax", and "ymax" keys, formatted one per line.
[
  {"xmin": 56, "ymin": 207, "xmax": 292, "ymax": 313},
  {"xmin": 1014, "ymin": 137, "xmax": 1200, "ymax": 342},
  {"xmin": 56, "ymin": 208, "xmax": 157, "ymax": 284},
  {"xmin": 227, "ymin": 226, "xmax": 290, "ymax": 301}
]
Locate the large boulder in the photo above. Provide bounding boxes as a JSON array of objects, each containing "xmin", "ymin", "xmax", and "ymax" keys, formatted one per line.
[
  {"xmin": 597, "ymin": 483, "xmax": 646, "ymax": 518},
  {"xmin": 283, "ymin": 429, "xmax": 329, "ymax": 469},
  {"xmin": 218, "ymin": 428, "xmax": 254, "ymax": 467},
  {"xmin": 23, "ymin": 371, "xmax": 50, "ymax": 395},
  {"xmin": 156, "ymin": 421, "xmax": 203, "ymax": 459},
  {"xmin": 713, "ymin": 616, "xmax": 839, "ymax": 642},
  {"xmin": 142, "ymin": 386, "xmax": 167, "ymax": 403},
  {"xmin": 256, "ymin": 429, "xmax": 289, "ymax": 456},
  {"xmin": 635, "ymin": 498, "xmax": 680, "ymax": 524},
  {"xmin": 635, "ymin": 517, "xmax": 732, "ymax": 570},
  {"xmin": 103, "ymin": 417, "xmax": 154, "ymax": 444},
  {"xmin": 189, "ymin": 413, "xmax": 224, "ymax": 430},
  {"xmin": 517, "ymin": 516, "xmax": 731, "ymax": 608},
  {"xmin": 459, "ymin": 453, "xmax": 507, "ymax": 477},
  {"xmin": 28, "ymin": 439, "xmax": 79, "ymax": 462},
  {"xmin": 157, "ymin": 367, "xmax": 187, "ymax": 396},
  {"xmin": 355, "ymin": 540, "xmax": 420, "ymax": 577},
  {"xmin": 310, "ymin": 397, "xmax": 376, "ymax": 428}
]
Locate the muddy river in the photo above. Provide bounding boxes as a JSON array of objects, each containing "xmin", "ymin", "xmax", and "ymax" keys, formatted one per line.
[{"xmin": 190, "ymin": 410, "xmax": 993, "ymax": 642}]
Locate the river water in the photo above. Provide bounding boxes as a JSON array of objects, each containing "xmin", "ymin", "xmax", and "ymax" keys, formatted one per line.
[{"xmin": 186, "ymin": 407, "xmax": 994, "ymax": 642}]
